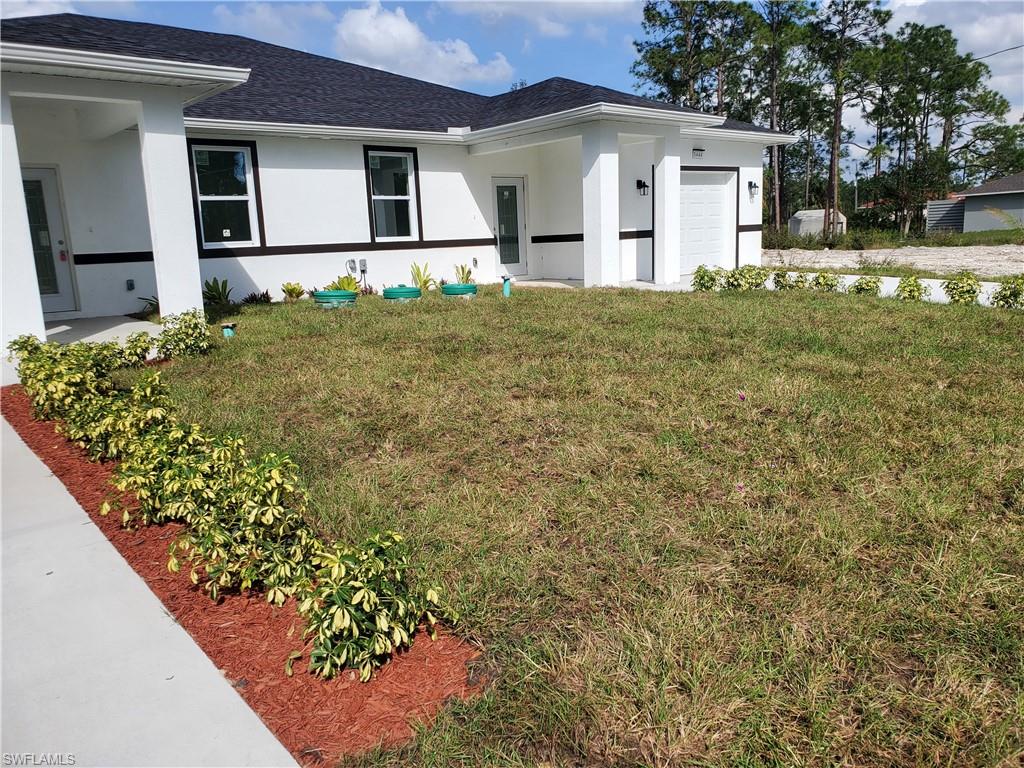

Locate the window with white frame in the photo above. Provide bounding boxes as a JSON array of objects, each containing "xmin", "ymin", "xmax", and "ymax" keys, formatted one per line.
[
  {"xmin": 191, "ymin": 145, "xmax": 261, "ymax": 248},
  {"xmin": 367, "ymin": 150, "xmax": 418, "ymax": 240}
]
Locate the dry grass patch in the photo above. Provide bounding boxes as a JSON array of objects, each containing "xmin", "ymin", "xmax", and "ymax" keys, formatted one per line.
[{"xmin": 146, "ymin": 287, "xmax": 1024, "ymax": 767}]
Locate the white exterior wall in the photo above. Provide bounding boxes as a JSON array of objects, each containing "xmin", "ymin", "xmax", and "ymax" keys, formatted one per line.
[
  {"xmin": 679, "ymin": 137, "xmax": 765, "ymax": 267},
  {"xmin": 5, "ymin": 95, "xmax": 772, "ymax": 321}
]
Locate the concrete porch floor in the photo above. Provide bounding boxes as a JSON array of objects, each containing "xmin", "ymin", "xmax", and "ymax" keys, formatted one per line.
[{"xmin": 44, "ymin": 315, "xmax": 162, "ymax": 344}]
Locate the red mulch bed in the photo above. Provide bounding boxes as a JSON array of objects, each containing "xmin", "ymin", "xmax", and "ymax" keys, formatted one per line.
[{"xmin": 1, "ymin": 384, "xmax": 480, "ymax": 765}]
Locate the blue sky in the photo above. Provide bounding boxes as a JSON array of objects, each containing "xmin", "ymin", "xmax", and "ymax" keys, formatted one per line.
[{"xmin": 4, "ymin": 1, "xmax": 1022, "ymax": 177}]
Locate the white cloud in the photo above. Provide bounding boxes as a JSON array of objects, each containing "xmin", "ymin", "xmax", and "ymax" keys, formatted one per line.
[
  {"xmin": 1, "ymin": 0, "xmax": 76, "ymax": 18},
  {"xmin": 333, "ymin": 1, "xmax": 514, "ymax": 86},
  {"xmin": 450, "ymin": 1, "xmax": 640, "ymax": 38},
  {"xmin": 213, "ymin": 2, "xmax": 334, "ymax": 49}
]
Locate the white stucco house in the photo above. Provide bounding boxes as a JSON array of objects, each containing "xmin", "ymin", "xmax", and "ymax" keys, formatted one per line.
[{"xmin": 1, "ymin": 13, "xmax": 796, "ymax": 345}]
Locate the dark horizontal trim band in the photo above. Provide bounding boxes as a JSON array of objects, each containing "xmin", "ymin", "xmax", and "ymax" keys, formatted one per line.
[
  {"xmin": 531, "ymin": 233, "xmax": 583, "ymax": 244},
  {"xmin": 532, "ymin": 230, "xmax": 654, "ymax": 245},
  {"xmin": 681, "ymin": 165, "xmax": 740, "ymax": 173},
  {"xmin": 738, "ymin": 224, "xmax": 763, "ymax": 233},
  {"xmin": 199, "ymin": 236, "xmax": 497, "ymax": 259},
  {"xmin": 75, "ymin": 251, "xmax": 154, "ymax": 264}
]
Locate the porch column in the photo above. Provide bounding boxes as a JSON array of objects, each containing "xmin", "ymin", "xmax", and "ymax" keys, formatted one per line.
[
  {"xmin": 581, "ymin": 122, "xmax": 620, "ymax": 287},
  {"xmin": 1, "ymin": 90, "xmax": 46, "ymax": 347},
  {"xmin": 653, "ymin": 129, "xmax": 681, "ymax": 284},
  {"xmin": 136, "ymin": 95, "xmax": 203, "ymax": 317}
]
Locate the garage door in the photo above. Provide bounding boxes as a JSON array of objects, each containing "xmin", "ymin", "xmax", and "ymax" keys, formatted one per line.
[{"xmin": 680, "ymin": 171, "xmax": 733, "ymax": 274}]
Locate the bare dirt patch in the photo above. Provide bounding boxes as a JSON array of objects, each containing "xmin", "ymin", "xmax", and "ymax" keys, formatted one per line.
[
  {"xmin": 764, "ymin": 243, "xmax": 1024, "ymax": 277},
  {"xmin": 1, "ymin": 384, "xmax": 480, "ymax": 766}
]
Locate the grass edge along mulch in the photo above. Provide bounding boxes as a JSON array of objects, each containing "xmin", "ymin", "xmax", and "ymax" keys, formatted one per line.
[{"xmin": 1, "ymin": 384, "xmax": 481, "ymax": 766}]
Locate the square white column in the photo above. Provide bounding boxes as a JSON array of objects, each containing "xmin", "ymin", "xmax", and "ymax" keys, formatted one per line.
[
  {"xmin": 581, "ymin": 123, "xmax": 620, "ymax": 287},
  {"xmin": 653, "ymin": 130, "xmax": 681, "ymax": 284},
  {"xmin": 2, "ymin": 90, "xmax": 47, "ymax": 348},
  {"xmin": 136, "ymin": 95, "xmax": 204, "ymax": 317}
]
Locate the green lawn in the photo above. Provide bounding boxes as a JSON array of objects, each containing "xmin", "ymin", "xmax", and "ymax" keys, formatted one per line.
[{"xmin": 151, "ymin": 287, "xmax": 1023, "ymax": 766}]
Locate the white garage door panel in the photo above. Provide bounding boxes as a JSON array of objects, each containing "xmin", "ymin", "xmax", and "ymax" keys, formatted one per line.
[{"xmin": 680, "ymin": 171, "xmax": 733, "ymax": 274}]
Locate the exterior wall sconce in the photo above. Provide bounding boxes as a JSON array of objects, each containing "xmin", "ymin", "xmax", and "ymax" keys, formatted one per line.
[
  {"xmin": 748, "ymin": 180, "xmax": 760, "ymax": 196},
  {"xmin": 692, "ymin": 148, "xmax": 704, "ymax": 159},
  {"xmin": 636, "ymin": 179, "xmax": 650, "ymax": 196}
]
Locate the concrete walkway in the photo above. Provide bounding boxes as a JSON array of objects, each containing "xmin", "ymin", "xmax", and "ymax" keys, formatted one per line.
[{"xmin": 1, "ymin": 419, "xmax": 297, "ymax": 767}]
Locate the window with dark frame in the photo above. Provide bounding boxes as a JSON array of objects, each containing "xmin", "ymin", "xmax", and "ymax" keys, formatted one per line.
[
  {"xmin": 191, "ymin": 145, "xmax": 260, "ymax": 248},
  {"xmin": 367, "ymin": 150, "xmax": 418, "ymax": 240}
]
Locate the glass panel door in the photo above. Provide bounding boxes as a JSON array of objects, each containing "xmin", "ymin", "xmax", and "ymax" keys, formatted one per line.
[
  {"xmin": 493, "ymin": 177, "xmax": 527, "ymax": 275},
  {"xmin": 21, "ymin": 168, "xmax": 75, "ymax": 313},
  {"xmin": 497, "ymin": 185, "xmax": 520, "ymax": 265},
  {"xmin": 23, "ymin": 179, "xmax": 58, "ymax": 295}
]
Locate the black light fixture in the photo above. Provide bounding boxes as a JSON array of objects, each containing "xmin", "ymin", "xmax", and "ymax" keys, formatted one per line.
[
  {"xmin": 636, "ymin": 179, "xmax": 650, "ymax": 196},
  {"xmin": 748, "ymin": 180, "xmax": 760, "ymax": 196}
]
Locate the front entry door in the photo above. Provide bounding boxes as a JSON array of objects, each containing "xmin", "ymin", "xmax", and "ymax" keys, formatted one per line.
[
  {"xmin": 22, "ymin": 168, "xmax": 75, "ymax": 313},
  {"xmin": 493, "ymin": 177, "xmax": 528, "ymax": 276}
]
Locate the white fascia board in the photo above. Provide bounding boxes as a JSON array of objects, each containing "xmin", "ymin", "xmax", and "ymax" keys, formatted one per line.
[
  {"xmin": 684, "ymin": 125, "xmax": 800, "ymax": 146},
  {"xmin": 0, "ymin": 43, "xmax": 249, "ymax": 102},
  {"xmin": 464, "ymin": 102, "xmax": 721, "ymax": 145},
  {"xmin": 959, "ymin": 189, "xmax": 1024, "ymax": 197},
  {"xmin": 183, "ymin": 117, "xmax": 465, "ymax": 143}
]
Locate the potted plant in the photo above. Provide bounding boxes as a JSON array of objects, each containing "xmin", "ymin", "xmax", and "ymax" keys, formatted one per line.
[
  {"xmin": 442, "ymin": 263, "xmax": 477, "ymax": 298},
  {"xmin": 312, "ymin": 275, "xmax": 359, "ymax": 308}
]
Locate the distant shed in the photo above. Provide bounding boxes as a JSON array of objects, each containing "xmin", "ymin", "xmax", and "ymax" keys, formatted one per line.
[{"xmin": 788, "ymin": 209, "xmax": 847, "ymax": 236}]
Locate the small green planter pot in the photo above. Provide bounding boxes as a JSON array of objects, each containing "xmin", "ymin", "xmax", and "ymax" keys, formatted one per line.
[
  {"xmin": 441, "ymin": 283, "xmax": 478, "ymax": 299},
  {"xmin": 312, "ymin": 289, "xmax": 357, "ymax": 309},
  {"xmin": 382, "ymin": 285, "xmax": 422, "ymax": 303}
]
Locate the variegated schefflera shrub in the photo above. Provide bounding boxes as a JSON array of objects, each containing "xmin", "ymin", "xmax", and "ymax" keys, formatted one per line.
[{"xmin": 8, "ymin": 332, "xmax": 452, "ymax": 680}]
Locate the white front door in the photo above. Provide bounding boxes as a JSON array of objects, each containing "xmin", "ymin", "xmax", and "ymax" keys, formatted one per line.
[
  {"xmin": 22, "ymin": 168, "xmax": 76, "ymax": 313},
  {"xmin": 493, "ymin": 177, "xmax": 528, "ymax": 276},
  {"xmin": 680, "ymin": 170, "xmax": 733, "ymax": 274}
]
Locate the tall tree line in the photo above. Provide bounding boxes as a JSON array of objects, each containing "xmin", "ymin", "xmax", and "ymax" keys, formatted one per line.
[{"xmin": 632, "ymin": 0, "xmax": 1024, "ymax": 235}]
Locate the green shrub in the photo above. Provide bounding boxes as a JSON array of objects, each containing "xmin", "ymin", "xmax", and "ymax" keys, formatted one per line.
[
  {"xmin": 792, "ymin": 272, "xmax": 810, "ymax": 289},
  {"xmin": 202, "ymin": 277, "xmax": 233, "ymax": 306},
  {"xmin": 410, "ymin": 262, "xmax": 436, "ymax": 293},
  {"xmin": 991, "ymin": 274, "xmax": 1024, "ymax": 309},
  {"xmin": 298, "ymin": 533, "xmax": 452, "ymax": 681},
  {"xmin": 941, "ymin": 271, "xmax": 981, "ymax": 305},
  {"xmin": 121, "ymin": 332, "xmax": 153, "ymax": 366},
  {"xmin": 895, "ymin": 275, "xmax": 930, "ymax": 302},
  {"xmin": 722, "ymin": 265, "xmax": 770, "ymax": 291},
  {"xmin": 848, "ymin": 275, "xmax": 882, "ymax": 296},
  {"xmin": 454, "ymin": 264, "xmax": 474, "ymax": 284},
  {"xmin": 772, "ymin": 270, "xmax": 796, "ymax": 290},
  {"xmin": 811, "ymin": 272, "xmax": 842, "ymax": 293},
  {"xmin": 325, "ymin": 275, "xmax": 360, "ymax": 292},
  {"xmin": 281, "ymin": 282, "xmax": 305, "ymax": 302},
  {"xmin": 7, "ymin": 336, "xmax": 448, "ymax": 681},
  {"xmin": 157, "ymin": 309, "xmax": 212, "ymax": 359},
  {"xmin": 691, "ymin": 265, "xmax": 723, "ymax": 292}
]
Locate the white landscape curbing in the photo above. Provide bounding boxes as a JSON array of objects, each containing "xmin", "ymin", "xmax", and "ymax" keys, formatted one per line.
[
  {"xmin": 624, "ymin": 272, "xmax": 1004, "ymax": 306},
  {"xmin": 768, "ymin": 272, "xmax": 1003, "ymax": 307}
]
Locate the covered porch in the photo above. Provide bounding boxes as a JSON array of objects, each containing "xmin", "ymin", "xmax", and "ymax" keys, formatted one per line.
[
  {"xmin": 0, "ymin": 44, "xmax": 248, "ymax": 347},
  {"xmin": 468, "ymin": 118, "xmax": 691, "ymax": 288}
]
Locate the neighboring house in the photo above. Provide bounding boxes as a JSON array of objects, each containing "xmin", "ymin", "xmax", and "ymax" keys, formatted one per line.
[
  {"xmin": 788, "ymin": 209, "xmax": 847, "ymax": 237},
  {"xmin": 1, "ymin": 13, "xmax": 796, "ymax": 344},
  {"xmin": 926, "ymin": 173, "xmax": 1024, "ymax": 233},
  {"xmin": 960, "ymin": 172, "xmax": 1024, "ymax": 232}
]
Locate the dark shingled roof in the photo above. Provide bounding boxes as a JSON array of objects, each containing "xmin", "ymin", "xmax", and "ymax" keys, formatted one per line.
[
  {"xmin": 0, "ymin": 13, "xmax": 778, "ymax": 136},
  {"xmin": 961, "ymin": 171, "xmax": 1024, "ymax": 197}
]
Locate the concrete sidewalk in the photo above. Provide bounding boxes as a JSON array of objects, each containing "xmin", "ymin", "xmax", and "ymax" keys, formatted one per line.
[{"xmin": 1, "ymin": 419, "xmax": 297, "ymax": 767}]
